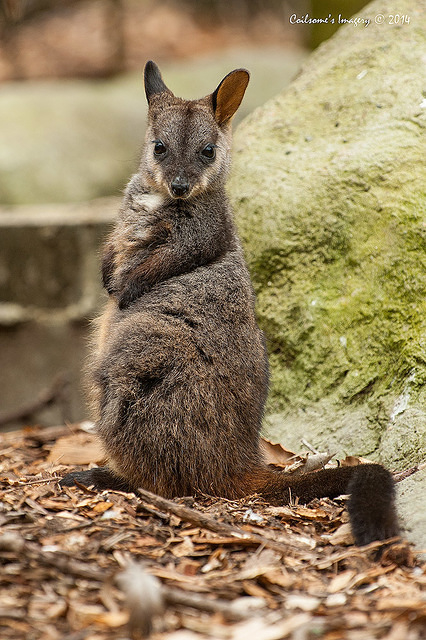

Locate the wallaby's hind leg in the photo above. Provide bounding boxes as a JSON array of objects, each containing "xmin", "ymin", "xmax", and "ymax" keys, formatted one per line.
[
  {"xmin": 251, "ymin": 464, "xmax": 399, "ymax": 546},
  {"xmin": 60, "ymin": 467, "xmax": 135, "ymax": 493}
]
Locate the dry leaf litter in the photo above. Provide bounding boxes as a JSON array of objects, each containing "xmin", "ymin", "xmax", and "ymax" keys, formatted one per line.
[{"xmin": 0, "ymin": 424, "xmax": 424, "ymax": 640}]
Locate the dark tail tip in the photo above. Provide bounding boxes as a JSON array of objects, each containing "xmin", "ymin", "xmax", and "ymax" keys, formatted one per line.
[{"xmin": 347, "ymin": 464, "xmax": 400, "ymax": 546}]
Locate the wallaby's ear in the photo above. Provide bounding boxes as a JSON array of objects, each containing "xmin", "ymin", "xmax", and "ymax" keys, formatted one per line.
[
  {"xmin": 144, "ymin": 60, "xmax": 172, "ymax": 104},
  {"xmin": 212, "ymin": 69, "xmax": 250, "ymax": 126}
]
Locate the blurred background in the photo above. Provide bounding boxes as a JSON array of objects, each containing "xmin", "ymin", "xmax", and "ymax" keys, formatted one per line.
[{"xmin": 0, "ymin": 0, "xmax": 368, "ymax": 429}]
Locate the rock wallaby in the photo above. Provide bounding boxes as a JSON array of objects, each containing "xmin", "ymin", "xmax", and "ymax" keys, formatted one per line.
[{"xmin": 61, "ymin": 61, "xmax": 400, "ymax": 547}]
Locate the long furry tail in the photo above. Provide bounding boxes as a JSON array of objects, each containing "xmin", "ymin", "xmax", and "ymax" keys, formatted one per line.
[
  {"xmin": 243, "ymin": 463, "xmax": 399, "ymax": 546},
  {"xmin": 61, "ymin": 462, "xmax": 400, "ymax": 547}
]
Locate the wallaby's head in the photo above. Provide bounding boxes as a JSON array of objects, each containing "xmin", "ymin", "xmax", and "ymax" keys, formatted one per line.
[{"xmin": 140, "ymin": 61, "xmax": 249, "ymax": 200}]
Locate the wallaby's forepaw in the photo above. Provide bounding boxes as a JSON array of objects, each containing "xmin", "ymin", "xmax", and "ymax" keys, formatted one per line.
[{"xmin": 60, "ymin": 467, "xmax": 135, "ymax": 493}]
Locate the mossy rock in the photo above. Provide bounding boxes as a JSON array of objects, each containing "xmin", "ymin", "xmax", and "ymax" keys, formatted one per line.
[{"xmin": 230, "ymin": 0, "xmax": 426, "ymax": 467}]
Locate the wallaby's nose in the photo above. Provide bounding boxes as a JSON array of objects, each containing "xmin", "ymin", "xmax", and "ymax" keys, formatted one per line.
[{"xmin": 171, "ymin": 176, "xmax": 189, "ymax": 197}]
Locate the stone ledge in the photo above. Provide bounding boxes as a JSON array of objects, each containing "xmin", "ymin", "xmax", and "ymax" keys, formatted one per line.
[
  {"xmin": 0, "ymin": 198, "xmax": 118, "ymax": 428},
  {"xmin": 0, "ymin": 198, "xmax": 118, "ymax": 314}
]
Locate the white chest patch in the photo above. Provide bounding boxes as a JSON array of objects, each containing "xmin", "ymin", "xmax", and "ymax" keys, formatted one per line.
[{"xmin": 133, "ymin": 192, "xmax": 165, "ymax": 213}]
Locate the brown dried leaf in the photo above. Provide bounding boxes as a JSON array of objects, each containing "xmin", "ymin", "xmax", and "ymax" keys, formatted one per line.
[
  {"xmin": 295, "ymin": 452, "xmax": 335, "ymax": 474},
  {"xmin": 171, "ymin": 537, "xmax": 195, "ymax": 558},
  {"xmin": 177, "ymin": 560, "xmax": 201, "ymax": 576},
  {"xmin": 327, "ymin": 570, "xmax": 357, "ymax": 593},
  {"xmin": 293, "ymin": 505, "xmax": 332, "ymax": 520},
  {"xmin": 328, "ymin": 522, "xmax": 354, "ymax": 547},
  {"xmin": 376, "ymin": 597, "xmax": 426, "ymax": 612},
  {"xmin": 325, "ymin": 592, "xmax": 347, "ymax": 607},
  {"xmin": 285, "ymin": 594, "xmax": 320, "ymax": 611},
  {"xmin": 239, "ymin": 549, "xmax": 282, "ymax": 580},
  {"xmin": 47, "ymin": 432, "xmax": 105, "ymax": 465},
  {"xmin": 131, "ymin": 536, "xmax": 164, "ymax": 549},
  {"xmin": 379, "ymin": 541, "xmax": 416, "ymax": 567},
  {"xmin": 201, "ymin": 548, "xmax": 226, "ymax": 574},
  {"xmin": 241, "ymin": 580, "xmax": 272, "ymax": 601},
  {"xmin": 262, "ymin": 569, "xmax": 295, "ymax": 589},
  {"xmin": 262, "ymin": 505, "xmax": 294, "ymax": 519},
  {"xmin": 230, "ymin": 613, "xmax": 311, "ymax": 640},
  {"xmin": 150, "ymin": 567, "xmax": 202, "ymax": 585},
  {"xmin": 349, "ymin": 565, "xmax": 395, "ymax": 590},
  {"xmin": 92, "ymin": 501, "xmax": 114, "ymax": 514},
  {"xmin": 94, "ymin": 610, "xmax": 129, "ymax": 628},
  {"xmin": 68, "ymin": 602, "xmax": 128, "ymax": 629},
  {"xmin": 340, "ymin": 455, "xmax": 374, "ymax": 466},
  {"xmin": 260, "ymin": 438, "xmax": 301, "ymax": 466}
]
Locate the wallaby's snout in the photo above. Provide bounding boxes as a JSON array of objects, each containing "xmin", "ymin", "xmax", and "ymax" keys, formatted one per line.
[{"xmin": 170, "ymin": 174, "xmax": 190, "ymax": 198}]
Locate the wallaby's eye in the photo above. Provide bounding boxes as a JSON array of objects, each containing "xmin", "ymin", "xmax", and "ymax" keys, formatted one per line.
[
  {"xmin": 200, "ymin": 144, "xmax": 216, "ymax": 161},
  {"xmin": 153, "ymin": 140, "xmax": 167, "ymax": 156}
]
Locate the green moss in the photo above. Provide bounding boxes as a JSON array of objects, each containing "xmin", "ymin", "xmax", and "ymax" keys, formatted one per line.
[{"xmin": 230, "ymin": 0, "xmax": 426, "ymax": 465}]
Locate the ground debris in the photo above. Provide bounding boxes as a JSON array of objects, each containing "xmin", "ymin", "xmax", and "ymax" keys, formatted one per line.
[{"xmin": 0, "ymin": 425, "xmax": 424, "ymax": 639}]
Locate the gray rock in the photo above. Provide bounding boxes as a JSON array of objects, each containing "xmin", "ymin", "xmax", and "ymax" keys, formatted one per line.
[
  {"xmin": 397, "ymin": 469, "xmax": 426, "ymax": 554},
  {"xmin": 0, "ymin": 198, "xmax": 117, "ymax": 427},
  {"xmin": 229, "ymin": 0, "xmax": 426, "ymax": 472}
]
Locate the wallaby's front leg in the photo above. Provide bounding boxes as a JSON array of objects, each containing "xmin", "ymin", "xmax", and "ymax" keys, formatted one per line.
[
  {"xmin": 101, "ymin": 241, "xmax": 157, "ymax": 307},
  {"xmin": 114, "ymin": 217, "xmax": 230, "ymax": 309},
  {"xmin": 117, "ymin": 251, "xmax": 165, "ymax": 310}
]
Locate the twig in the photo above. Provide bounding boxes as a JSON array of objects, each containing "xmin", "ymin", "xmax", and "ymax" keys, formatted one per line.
[
  {"xmin": 314, "ymin": 537, "xmax": 402, "ymax": 570},
  {"xmin": 163, "ymin": 586, "xmax": 252, "ymax": 621},
  {"xmin": 393, "ymin": 465, "xmax": 422, "ymax": 483},
  {"xmin": 300, "ymin": 439, "xmax": 321, "ymax": 454},
  {"xmin": 18, "ymin": 476, "xmax": 62, "ymax": 486},
  {"xmin": 0, "ymin": 532, "xmax": 106, "ymax": 581},
  {"xmin": 1, "ymin": 476, "xmax": 61, "ymax": 493},
  {"xmin": 30, "ymin": 543, "xmax": 106, "ymax": 581},
  {"xmin": 136, "ymin": 487, "xmax": 298, "ymax": 556}
]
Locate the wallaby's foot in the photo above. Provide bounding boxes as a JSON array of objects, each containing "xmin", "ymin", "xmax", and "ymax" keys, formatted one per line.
[{"xmin": 60, "ymin": 467, "xmax": 135, "ymax": 493}]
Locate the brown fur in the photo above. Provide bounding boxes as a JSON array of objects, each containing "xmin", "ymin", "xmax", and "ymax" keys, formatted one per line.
[{"xmin": 61, "ymin": 62, "xmax": 400, "ymax": 547}]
